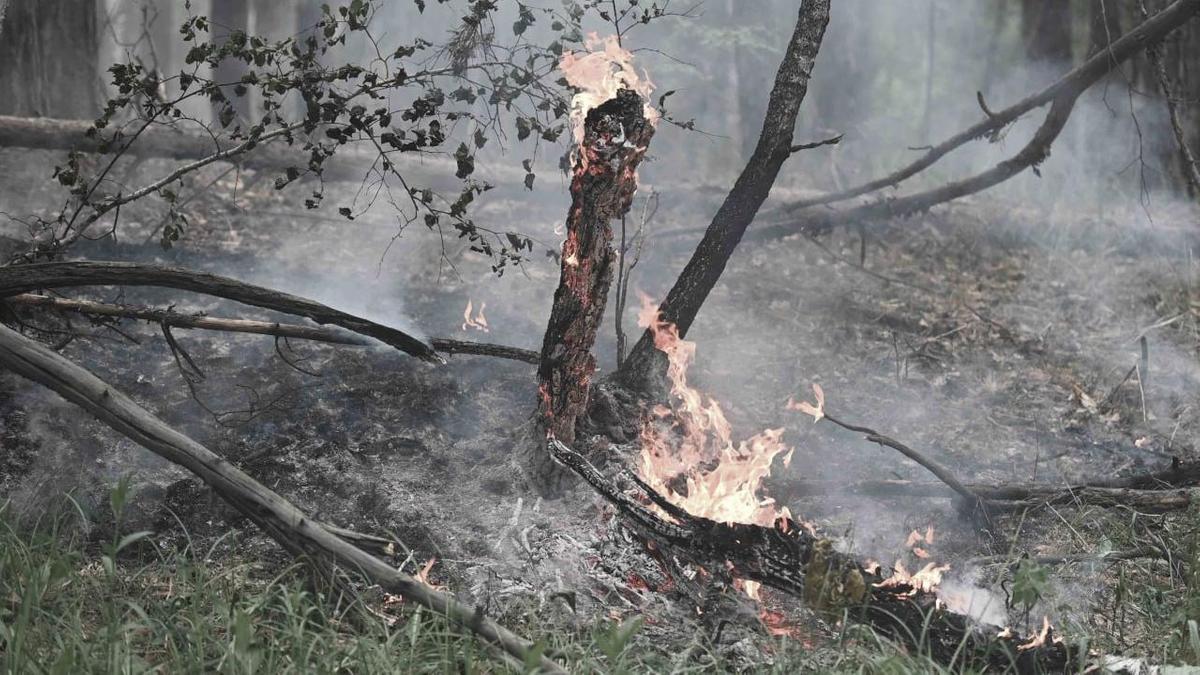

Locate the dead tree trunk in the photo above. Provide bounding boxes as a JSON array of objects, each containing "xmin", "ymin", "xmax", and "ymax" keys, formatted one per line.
[
  {"xmin": 617, "ymin": 0, "xmax": 831, "ymax": 391},
  {"xmin": 525, "ymin": 89, "xmax": 654, "ymax": 495}
]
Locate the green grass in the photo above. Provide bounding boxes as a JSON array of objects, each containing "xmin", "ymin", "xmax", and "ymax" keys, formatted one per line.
[{"xmin": 18, "ymin": 481, "xmax": 1176, "ymax": 674}]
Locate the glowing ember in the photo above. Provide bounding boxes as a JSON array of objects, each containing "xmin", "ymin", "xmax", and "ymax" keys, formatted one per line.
[
  {"xmin": 635, "ymin": 294, "xmax": 793, "ymax": 530},
  {"xmin": 461, "ymin": 299, "xmax": 489, "ymax": 332},
  {"xmin": 558, "ymin": 33, "xmax": 658, "ymax": 154}
]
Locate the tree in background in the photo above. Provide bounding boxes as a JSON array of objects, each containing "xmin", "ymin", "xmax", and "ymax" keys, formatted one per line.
[{"xmin": 0, "ymin": 0, "xmax": 101, "ymax": 118}]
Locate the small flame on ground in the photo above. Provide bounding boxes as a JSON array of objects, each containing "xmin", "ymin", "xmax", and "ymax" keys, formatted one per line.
[
  {"xmin": 875, "ymin": 560, "xmax": 951, "ymax": 596},
  {"xmin": 785, "ymin": 383, "xmax": 825, "ymax": 422},
  {"xmin": 461, "ymin": 300, "xmax": 489, "ymax": 332},
  {"xmin": 558, "ymin": 33, "xmax": 658, "ymax": 150},
  {"xmin": 1018, "ymin": 616, "xmax": 1053, "ymax": 651}
]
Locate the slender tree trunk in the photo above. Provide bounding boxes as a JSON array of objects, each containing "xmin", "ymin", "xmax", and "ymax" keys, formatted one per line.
[
  {"xmin": 618, "ymin": 0, "xmax": 831, "ymax": 391},
  {"xmin": 0, "ymin": 0, "xmax": 101, "ymax": 118}
]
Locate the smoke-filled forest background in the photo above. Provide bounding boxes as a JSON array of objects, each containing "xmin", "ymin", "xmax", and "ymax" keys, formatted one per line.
[{"xmin": 1, "ymin": 0, "xmax": 1199, "ymax": 673}]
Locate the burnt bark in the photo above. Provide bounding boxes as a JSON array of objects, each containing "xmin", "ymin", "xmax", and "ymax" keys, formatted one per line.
[
  {"xmin": 0, "ymin": 321, "xmax": 564, "ymax": 674},
  {"xmin": 524, "ymin": 89, "xmax": 654, "ymax": 495},
  {"xmin": 617, "ymin": 0, "xmax": 831, "ymax": 391},
  {"xmin": 0, "ymin": 261, "xmax": 441, "ymax": 362},
  {"xmin": 0, "ymin": 0, "xmax": 100, "ymax": 118}
]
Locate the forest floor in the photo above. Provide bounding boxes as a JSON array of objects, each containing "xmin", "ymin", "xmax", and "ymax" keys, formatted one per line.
[{"xmin": 1, "ymin": 148, "xmax": 1200, "ymax": 672}]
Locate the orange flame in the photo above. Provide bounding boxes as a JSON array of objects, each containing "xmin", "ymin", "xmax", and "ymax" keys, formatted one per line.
[
  {"xmin": 635, "ymin": 295, "xmax": 793, "ymax": 530},
  {"xmin": 461, "ymin": 299, "xmax": 489, "ymax": 332},
  {"xmin": 558, "ymin": 33, "xmax": 658, "ymax": 148},
  {"xmin": 875, "ymin": 560, "xmax": 951, "ymax": 596},
  {"xmin": 1018, "ymin": 616, "xmax": 1052, "ymax": 651}
]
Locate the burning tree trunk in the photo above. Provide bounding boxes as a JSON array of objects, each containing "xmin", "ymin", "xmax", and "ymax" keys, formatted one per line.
[
  {"xmin": 526, "ymin": 88, "xmax": 654, "ymax": 493},
  {"xmin": 617, "ymin": 0, "xmax": 830, "ymax": 391}
]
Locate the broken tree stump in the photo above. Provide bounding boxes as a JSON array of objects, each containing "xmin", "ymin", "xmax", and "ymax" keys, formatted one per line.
[{"xmin": 524, "ymin": 87, "xmax": 654, "ymax": 496}]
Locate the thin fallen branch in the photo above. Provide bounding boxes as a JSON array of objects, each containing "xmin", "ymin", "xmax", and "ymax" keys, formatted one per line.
[
  {"xmin": 618, "ymin": 0, "xmax": 831, "ymax": 389},
  {"xmin": 4, "ymin": 293, "xmax": 541, "ymax": 364},
  {"xmin": 776, "ymin": 0, "xmax": 1200, "ymax": 213},
  {"xmin": 3, "ymin": 293, "xmax": 373, "ymax": 345},
  {"xmin": 967, "ymin": 547, "xmax": 1168, "ymax": 569},
  {"xmin": 0, "ymin": 321, "xmax": 564, "ymax": 673},
  {"xmin": 0, "ymin": 262, "xmax": 442, "ymax": 362},
  {"xmin": 818, "ymin": 411, "xmax": 989, "ymax": 513},
  {"xmin": 548, "ymin": 439, "xmax": 1076, "ymax": 672},
  {"xmin": 770, "ymin": 458, "xmax": 1200, "ymax": 513}
]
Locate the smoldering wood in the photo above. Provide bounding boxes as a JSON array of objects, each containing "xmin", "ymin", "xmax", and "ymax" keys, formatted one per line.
[
  {"xmin": 617, "ymin": 0, "xmax": 831, "ymax": 390},
  {"xmin": 0, "ymin": 321, "xmax": 565, "ymax": 674},
  {"xmin": 0, "ymin": 261, "xmax": 441, "ymax": 362},
  {"xmin": 528, "ymin": 88, "xmax": 655, "ymax": 494},
  {"xmin": 3, "ymin": 293, "xmax": 542, "ymax": 364},
  {"xmin": 774, "ymin": 0, "xmax": 1200, "ymax": 215},
  {"xmin": 549, "ymin": 439, "xmax": 1077, "ymax": 673},
  {"xmin": 0, "ymin": 115, "xmax": 518, "ymax": 190}
]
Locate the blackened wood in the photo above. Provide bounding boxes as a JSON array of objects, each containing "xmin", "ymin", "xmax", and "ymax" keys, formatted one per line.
[{"xmin": 535, "ymin": 89, "xmax": 654, "ymax": 447}]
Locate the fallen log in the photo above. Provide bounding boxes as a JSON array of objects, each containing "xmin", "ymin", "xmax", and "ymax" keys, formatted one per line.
[
  {"xmin": 549, "ymin": 439, "xmax": 1078, "ymax": 672},
  {"xmin": 0, "ymin": 320, "xmax": 564, "ymax": 673},
  {"xmin": 617, "ymin": 0, "xmax": 831, "ymax": 389},
  {"xmin": 773, "ymin": 0, "xmax": 1200, "ymax": 214},
  {"xmin": 0, "ymin": 262, "xmax": 441, "ymax": 362},
  {"xmin": 2, "ymin": 293, "xmax": 542, "ymax": 364},
  {"xmin": 0, "ymin": 114, "xmax": 508, "ymax": 190}
]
